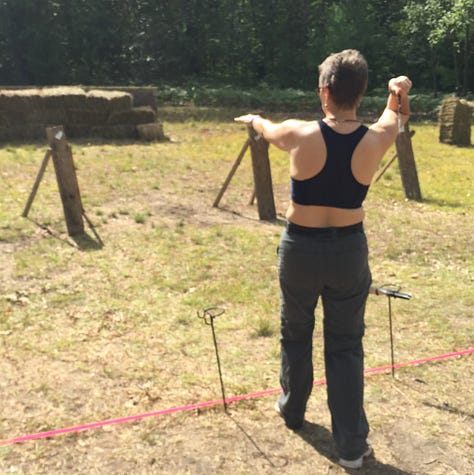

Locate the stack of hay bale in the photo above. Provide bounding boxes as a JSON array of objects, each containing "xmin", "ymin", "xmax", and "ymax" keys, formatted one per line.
[
  {"xmin": 438, "ymin": 96, "xmax": 472, "ymax": 146},
  {"xmin": 0, "ymin": 87, "xmax": 165, "ymax": 142}
]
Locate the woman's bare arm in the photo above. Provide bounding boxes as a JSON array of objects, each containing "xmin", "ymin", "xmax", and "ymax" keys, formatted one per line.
[
  {"xmin": 369, "ymin": 76, "xmax": 412, "ymax": 153},
  {"xmin": 234, "ymin": 114, "xmax": 305, "ymax": 151}
]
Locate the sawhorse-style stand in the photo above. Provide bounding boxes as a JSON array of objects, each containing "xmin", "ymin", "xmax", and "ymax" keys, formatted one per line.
[
  {"xmin": 213, "ymin": 126, "xmax": 276, "ymax": 221},
  {"xmin": 22, "ymin": 125, "xmax": 85, "ymax": 236},
  {"xmin": 374, "ymin": 123, "xmax": 422, "ymax": 201}
]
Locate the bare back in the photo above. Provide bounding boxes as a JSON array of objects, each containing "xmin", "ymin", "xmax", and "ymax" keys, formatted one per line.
[{"xmin": 287, "ymin": 120, "xmax": 390, "ymax": 227}]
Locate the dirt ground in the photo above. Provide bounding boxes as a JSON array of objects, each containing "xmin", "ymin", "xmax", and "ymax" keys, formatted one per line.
[{"xmin": 1, "ymin": 355, "xmax": 472, "ymax": 474}]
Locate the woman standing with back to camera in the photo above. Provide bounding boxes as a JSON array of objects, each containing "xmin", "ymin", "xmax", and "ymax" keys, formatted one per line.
[{"xmin": 235, "ymin": 49, "xmax": 412, "ymax": 469}]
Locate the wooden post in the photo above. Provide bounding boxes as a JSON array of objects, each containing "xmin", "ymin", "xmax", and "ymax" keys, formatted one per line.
[
  {"xmin": 247, "ymin": 127, "xmax": 276, "ymax": 221},
  {"xmin": 395, "ymin": 123, "xmax": 422, "ymax": 201},
  {"xmin": 46, "ymin": 126, "xmax": 85, "ymax": 236}
]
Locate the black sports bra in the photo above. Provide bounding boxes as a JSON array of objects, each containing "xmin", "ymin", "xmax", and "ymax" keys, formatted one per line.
[{"xmin": 290, "ymin": 120, "xmax": 369, "ymax": 209}]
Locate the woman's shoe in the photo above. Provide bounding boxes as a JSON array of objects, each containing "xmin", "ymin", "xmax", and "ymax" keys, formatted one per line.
[
  {"xmin": 338, "ymin": 446, "xmax": 373, "ymax": 469},
  {"xmin": 274, "ymin": 400, "xmax": 303, "ymax": 430}
]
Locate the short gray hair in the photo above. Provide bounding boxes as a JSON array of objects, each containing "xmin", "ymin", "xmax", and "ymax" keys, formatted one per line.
[{"xmin": 318, "ymin": 49, "xmax": 368, "ymax": 109}]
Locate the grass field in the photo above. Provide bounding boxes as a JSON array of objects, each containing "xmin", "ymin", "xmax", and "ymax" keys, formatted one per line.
[{"xmin": 0, "ymin": 114, "xmax": 473, "ymax": 474}]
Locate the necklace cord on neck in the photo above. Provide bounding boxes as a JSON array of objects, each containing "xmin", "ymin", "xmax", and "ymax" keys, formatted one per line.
[{"xmin": 326, "ymin": 116, "xmax": 360, "ymax": 123}]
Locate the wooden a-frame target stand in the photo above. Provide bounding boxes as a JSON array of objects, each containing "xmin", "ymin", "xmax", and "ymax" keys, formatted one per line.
[
  {"xmin": 22, "ymin": 126, "xmax": 89, "ymax": 239},
  {"xmin": 213, "ymin": 126, "xmax": 277, "ymax": 220},
  {"xmin": 214, "ymin": 121, "xmax": 422, "ymax": 217}
]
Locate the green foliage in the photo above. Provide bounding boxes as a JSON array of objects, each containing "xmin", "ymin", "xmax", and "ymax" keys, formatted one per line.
[
  {"xmin": 157, "ymin": 84, "xmax": 318, "ymax": 110},
  {"xmin": 403, "ymin": 0, "xmax": 474, "ymax": 95},
  {"xmin": 0, "ymin": 1, "xmax": 472, "ymax": 94}
]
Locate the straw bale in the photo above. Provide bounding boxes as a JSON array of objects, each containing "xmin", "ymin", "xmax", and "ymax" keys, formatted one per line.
[
  {"xmin": 18, "ymin": 109, "xmax": 44, "ymax": 125},
  {"xmin": 0, "ymin": 110, "xmax": 27, "ymax": 126},
  {"xmin": 89, "ymin": 125, "xmax": 138, "ymax": 140},
  {"xmin": 40, "ymin": 87, "xmax": 87, "ymax": 109},
  {"xmin": 0, "ymin": 126, "xmax": 11, "ymax": 142},
  {"xmin": 107, "ymin": 106, "xmax": 156, "ymax": 125},
  {"xmin": 0, "ymin": 87, "xmax": 160, "ymax": 141},
  {"xmin": 87, "ymin": 90, "xmax": 132, "ymax": 113},
  {"xmin": 122, "ymin": 87, "xmax": 157, "ymax": 112},
  {"xmin": 67, "ymin": 108, "xmax": 108, "ymax": 126},
  {"xmin": 0, "ymin": 108, "xmax": 68, "ymax": 127},
  {"xmin": 37, "ymin": 109, "xmax": 69, "ymax": 126},
  {"xmin": 0, "ymin": 89, "xmax": 43, "ymax": 112},
  {"xmin": 0, "ymin": 111, "xmax": 7, "ymax": 127},
  {"xmin": 463, "ymin": 100, "xmax": 474, "ymax": 124},
  {"xmin": 439, "ymin": 96, "xmax": 471, "ymax": 145},
  {"xmin": 0, "ymin": 125, "xmax": 45, "ymax": 142},
  {"xmin": 87, "ymin": 87, "xmax": 158, "ymax": 112},
  {"xmin": 64, "ymin": 125, "xmax": 92, "ymax": 139},
  {"xmin": 3, "ymin": 111, "xmax": 27, "ymax": 126},
  {"xmin": 137, "ymin": 123, "xmax": 166, "ymax": 141}
]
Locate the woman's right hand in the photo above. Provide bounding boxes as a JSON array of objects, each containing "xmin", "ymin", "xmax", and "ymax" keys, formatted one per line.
[
  {"xmin": 234, "ymin": 113, "xmax": 260, "ymax": 125},
  {"xmin": 388, "ymin": 76, "xmax": 412, "ymax": 96}
]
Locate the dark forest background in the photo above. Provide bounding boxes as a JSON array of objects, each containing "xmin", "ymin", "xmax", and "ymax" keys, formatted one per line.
[{"xmin": 0, "ymin": 0, "xmax": 472, "ymax": 96}]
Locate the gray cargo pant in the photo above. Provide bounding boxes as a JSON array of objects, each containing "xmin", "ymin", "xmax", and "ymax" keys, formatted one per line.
[{"xmin": 276, "ymin": 222, "xmax": 371, "ymax": 460}]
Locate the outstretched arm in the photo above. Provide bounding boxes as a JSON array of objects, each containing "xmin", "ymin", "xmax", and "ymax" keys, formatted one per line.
[{"xmin": 234, "ymin": 114, "xmax": 302, "ymax": 151}]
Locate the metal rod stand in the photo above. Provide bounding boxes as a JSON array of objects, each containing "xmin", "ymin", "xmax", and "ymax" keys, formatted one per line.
[
  {"xmin": 370, "ymin": 285, "xmax": 412, "ymax": 378},
  {"xmin": 198, "ymin": 307, "xmax": 227, "ymax": 412},
  {"xmin": 388, "ymin": 295, "xmax": 395, "ymax": 378}
]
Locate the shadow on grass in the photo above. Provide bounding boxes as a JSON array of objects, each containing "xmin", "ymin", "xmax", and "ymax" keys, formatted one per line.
[
  {"xmin": 70, "ymin": 231, "xmax": 103, "ymax": 250},
  {"xmin": 25, "ymin": 215, "xmax": 104, "ymax": 251},
  {"xmin": 296, "ymin": 421, "xmax": 414, "ymax": 474},
  {"xmin": 423, "ymin": 401, "xmax": 474, "ymax": 419},
  {"xmin": 419, "ymin": 197, "xmax": 468, "ymax": 209},
  {"xmin": 215, "ymin": 204, "xmax": 287, "ymax": 226}
]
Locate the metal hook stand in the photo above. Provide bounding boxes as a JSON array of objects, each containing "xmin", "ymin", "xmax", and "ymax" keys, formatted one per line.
[
  {"xmin": 370, "ymin": 285, "xmax": 411, "ymax": 378},
  {"xmin": 387, "ymin": 294, "xmax": 396, "ymax": 378},
  {"xmin": 197, "ymin": 306, "xmax": 286, "ymax": 468},
  {"xmin": 198, "ymin": 307, "xmax": 228, "ymax": 412}
]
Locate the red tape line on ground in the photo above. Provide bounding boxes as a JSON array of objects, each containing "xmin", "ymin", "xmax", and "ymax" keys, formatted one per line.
[{"xmin": 1, "ymin": 348, "xmax": 472, "ymax": 446}]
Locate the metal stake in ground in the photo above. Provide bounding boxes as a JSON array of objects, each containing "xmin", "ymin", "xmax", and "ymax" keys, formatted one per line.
[
  {"xmin": 370, "ymin": 285, "xmax": 412, "ymax": 378},
  {"xmin": 198, "ymin": 307, "xmax": 228, "ymax": 412}
]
